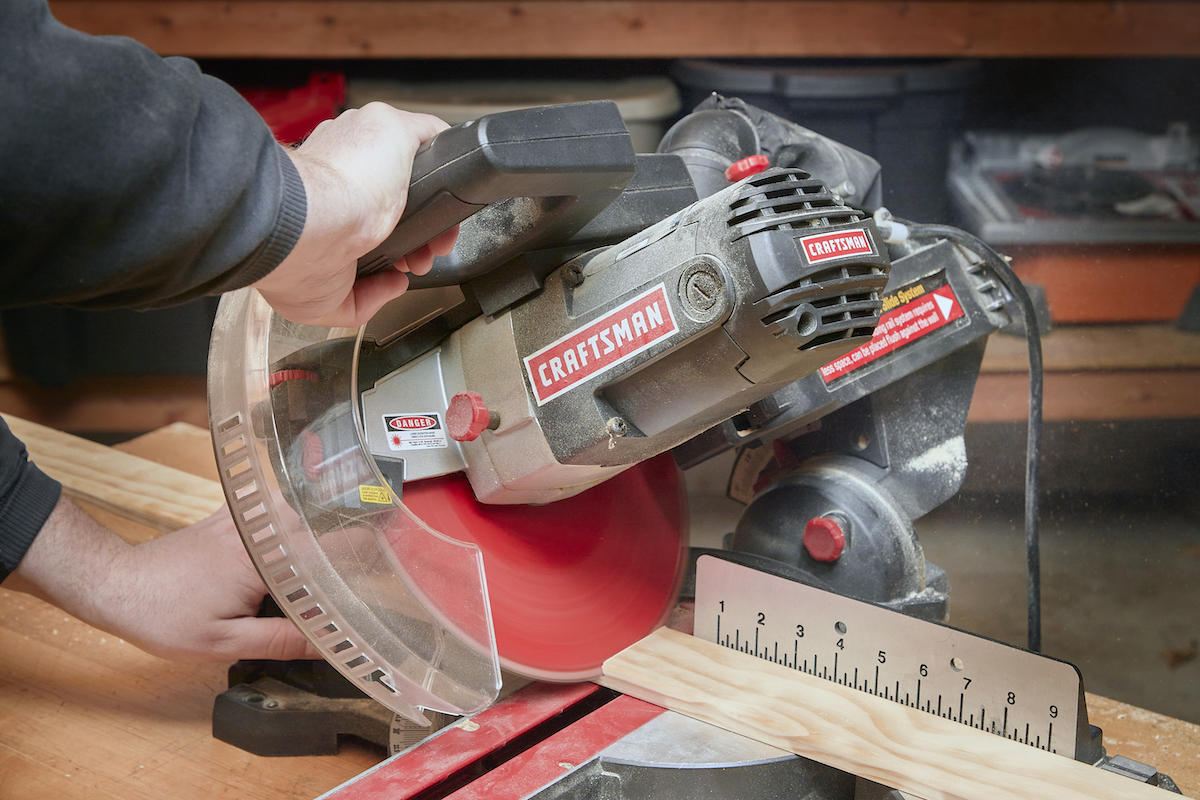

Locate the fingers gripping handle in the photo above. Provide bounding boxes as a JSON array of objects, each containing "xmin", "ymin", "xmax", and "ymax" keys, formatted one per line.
[{"xmin": 356, "ymin": 101, "xmax": 638, "ymax": 286}]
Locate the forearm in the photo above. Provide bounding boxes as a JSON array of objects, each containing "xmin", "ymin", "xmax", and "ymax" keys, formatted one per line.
[
  {"xmin": 5, "ymin": 494, "xmax": 317, "ymax": 663},
  {"xmin": 2, "ymin": 497, "xmax": 132, "ymax": 628},
  {"xmin": 0, "ymin": 417, "xmax": 62, "ymax": 583}
]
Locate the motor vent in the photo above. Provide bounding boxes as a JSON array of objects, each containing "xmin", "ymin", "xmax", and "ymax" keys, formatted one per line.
[
  {"xmin": 760, "ymin": 261, "xmax": 889, "ymax": 350},
  {"xmin": 731, "ymin": 169, "xmax": 889, "ymax": 351},
  {"xmin": 727, "ymin": 169, "xmax": 867, "ymax": 239}
]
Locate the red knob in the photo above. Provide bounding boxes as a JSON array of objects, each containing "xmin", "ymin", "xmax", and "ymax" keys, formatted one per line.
[
  {"xmin": 803, "ymin": 516, "xmax": 846, "ymax": 562},
  {"xmin": 725, "ymin": 154, "xmax": 770, "ymax": 183},
  {"xmin": 447, "ymin": 391, "xmax": 496, "ymax": 442}
]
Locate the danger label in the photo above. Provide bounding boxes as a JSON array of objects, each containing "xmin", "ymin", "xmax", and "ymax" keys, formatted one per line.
[
  {"xmin": 524, "ymin": 284, "xmax": 679, "ymax": 406},
  {"xmin": 798, "ymin": 229, "xmax": 874, "ymax": 264},
  {"xmin": 820, "ymin": 278, "xmax": 965, "ymax": 383},
  {"xmin": 383, "ymin": 413, "xmax": 448, "ymax": 451}
]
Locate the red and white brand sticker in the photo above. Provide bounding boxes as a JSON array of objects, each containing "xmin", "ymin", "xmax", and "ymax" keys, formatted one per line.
[
  {"xmin": 798, "ymin": 229, "xmax": 874, "ymax": 264},
  {"xmin": 524, "ymin": 284, "xmax": 679, "ymax": 406},
  {"xmin": 383, "ymin": 413, "xmax": 448, "ymax": 451},
  {"xmin": 819, "ymin": 281, "xmax": 965, "ymax": 384}
]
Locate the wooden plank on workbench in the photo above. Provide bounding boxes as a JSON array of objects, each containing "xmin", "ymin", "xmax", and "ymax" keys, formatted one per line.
[
  {"xmin": 982, "ymin": 325, "xmax": 1200, "ymax": 374},
  {"xmin": 117, "ymin": 421, "xmax": 220, "ymax": 480},
  {"xmin": 600, "ymin": 627, "xmax": 1180, "ymax": 800},
  {"xmin": 2, "ymin": 414, "xmax": 224, "ymax": 532},
  {"xmin": 968, "ymin": 370, "xmax": 1200, "ymax": 423},
  {"xmin": 46, "ymin": 0, "xmax": 1200, "ymax": 58}
]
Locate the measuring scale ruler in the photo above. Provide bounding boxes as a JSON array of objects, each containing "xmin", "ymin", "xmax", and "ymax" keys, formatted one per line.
[{"xmin": 693, "ymin": 556, "xmax": 1087, "ymax": 758}]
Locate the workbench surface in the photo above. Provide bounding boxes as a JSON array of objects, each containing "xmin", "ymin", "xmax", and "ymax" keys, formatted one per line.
[
  {"xmin": 0, "ymin": 424, "xmax": 378, "ymax": 800},
  {"xmin": 0, "ymin": 422, "xmax": 1197, "ymax": 798}
]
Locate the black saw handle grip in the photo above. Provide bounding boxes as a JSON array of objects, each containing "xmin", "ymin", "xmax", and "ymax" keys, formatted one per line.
[{"xmin": 356, "ymin": 101, "xmax": 637, "ymax": 288}]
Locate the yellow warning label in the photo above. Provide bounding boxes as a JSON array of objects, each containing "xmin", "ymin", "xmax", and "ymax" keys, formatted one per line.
[{"xmin": 359, "ymin": 485, "xmax": 393, "ymax": 505}]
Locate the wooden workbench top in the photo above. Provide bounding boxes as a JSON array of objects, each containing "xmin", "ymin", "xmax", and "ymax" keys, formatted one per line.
[
  {"xmin": 1, "ymin": 420, "xmax": 1198, "ymax": 797},
  {"xmin": 0, "ymin": 423, "xmax": 378, "ymax": 800}
]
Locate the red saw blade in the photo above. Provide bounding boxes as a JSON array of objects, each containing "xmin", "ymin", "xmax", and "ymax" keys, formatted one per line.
[{"xmin": 399, "ymin": 454, "xmax": 689, "ymax": 681}]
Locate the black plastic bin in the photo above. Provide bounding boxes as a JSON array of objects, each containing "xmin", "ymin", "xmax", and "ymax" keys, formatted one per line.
[
  {"xmin": 1, "ymin": 298, "xmax": 220, "ymax": 388},
  {"xmin": 670, "ymin": 59, "xmax": 980, "ymax": 223}
]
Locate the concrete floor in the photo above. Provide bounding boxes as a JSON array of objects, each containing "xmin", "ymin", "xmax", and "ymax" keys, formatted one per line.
[{"xmin": 683, "ymin": 423, "xmax": 1200, "ymax": 728}]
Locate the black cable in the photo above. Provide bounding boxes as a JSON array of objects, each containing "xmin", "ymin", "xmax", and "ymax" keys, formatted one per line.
[{"xmin": 900, "ymin": 222, "xmax": 1045, "ymax": 654}]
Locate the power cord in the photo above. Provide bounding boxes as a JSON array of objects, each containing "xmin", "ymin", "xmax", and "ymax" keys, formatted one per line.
[{"xmin": 882, "ymin": 216, "xmax": 1045, "ymax": 654}]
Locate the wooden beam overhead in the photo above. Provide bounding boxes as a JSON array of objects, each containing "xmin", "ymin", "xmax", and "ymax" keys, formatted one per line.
[{"xmin": 47, "ymin": 1, "xmax": 1200, "ymax": 59}]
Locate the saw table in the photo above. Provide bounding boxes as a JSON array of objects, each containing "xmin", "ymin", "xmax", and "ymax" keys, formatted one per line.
[{"xmin": 0, "ymin": 418, "xmax": 1198, "ymax": 799}]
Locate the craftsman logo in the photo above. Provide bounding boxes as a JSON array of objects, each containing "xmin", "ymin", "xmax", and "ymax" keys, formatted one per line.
[
  {"xmin": 384, "ymin": 413, "xmax": 447, "ymax": 451},
  {"xmin": 820, "ymin": 277, "xmax": 965, "ymax": 384},
  {"xmin": 387, "ymin": 415, "xmax": 438, "ymax": 431},
  {"xmin": 524, "ymin": 284, "xmax": 679, "ymax": 406},
  {"xmin": 798, "ymin": 229, "xmax": 874, "ymax": 264}
]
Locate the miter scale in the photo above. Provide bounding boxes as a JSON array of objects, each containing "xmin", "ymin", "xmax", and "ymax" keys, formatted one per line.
[{"xmin": 694, "ymin": 556, "xmax": 1086, "ymax": 757}]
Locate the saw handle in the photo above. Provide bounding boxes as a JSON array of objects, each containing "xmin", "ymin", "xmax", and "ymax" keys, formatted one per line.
[{"xmin": 356, "ymin": 101, "xmax": 637, "ymax": 288}]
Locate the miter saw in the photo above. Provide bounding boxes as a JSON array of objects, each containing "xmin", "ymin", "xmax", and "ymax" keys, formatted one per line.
[{"xmin": 205, "ymin": 97, "xmax": 1179, "ymax": 794}]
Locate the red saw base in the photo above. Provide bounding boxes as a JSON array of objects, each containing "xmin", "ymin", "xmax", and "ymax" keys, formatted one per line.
[{"xmin": 400, "ymin": 455, "xmax": 689, "ymax": 682}]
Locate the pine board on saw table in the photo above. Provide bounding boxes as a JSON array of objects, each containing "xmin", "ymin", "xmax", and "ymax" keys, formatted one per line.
[{"xmin": 600, "ymin": 627, "xmax": 1193, "ymax": 800}]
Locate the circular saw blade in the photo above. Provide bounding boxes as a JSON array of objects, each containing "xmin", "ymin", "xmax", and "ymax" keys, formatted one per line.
[{"xmin": 400, "ymin": 454, "xmax": 689, "ymax": 681}]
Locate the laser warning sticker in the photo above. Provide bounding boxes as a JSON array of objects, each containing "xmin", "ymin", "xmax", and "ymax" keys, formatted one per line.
[
  {"xmin": 358, "ymin": 485, "xmax": 392, "ymax": 505},
  {"xmin": 524, "ymin": 283, "xmax": 679, "ymax": 406},
  {"xmin": 383, "ymin": 413, "xmax": 448, "ymax": 451},
  {"xmin": 820, "ymin": 274, "xmax": 965, "ymax": 384}
]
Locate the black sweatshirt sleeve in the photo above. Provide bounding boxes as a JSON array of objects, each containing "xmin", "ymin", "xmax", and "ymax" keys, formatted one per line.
[
  {"xmin": 0, "ymin": 0, "xmax": 307, "ymax": 310},
  {"xmin": 0, "ymin": 417, "xmax": 62, "ymax": 583}
]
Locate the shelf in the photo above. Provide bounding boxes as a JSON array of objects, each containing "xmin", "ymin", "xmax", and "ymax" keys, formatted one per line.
[
  {"xmin": 46, "ymin": 0, "xmax": 1200, "ymax": 59},
  {"xmin": 1, "ymin": 326, "xmax": 1197, "ymax": 431}
]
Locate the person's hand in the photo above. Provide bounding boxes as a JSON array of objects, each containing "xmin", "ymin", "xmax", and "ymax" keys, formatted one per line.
[
  {"xmin": 252, "ymin": 102, "xmax": 459, "ymax": 328},
  {"xmin": 6, "ymin": 497, "xmax": 318, "ymax": 663}
]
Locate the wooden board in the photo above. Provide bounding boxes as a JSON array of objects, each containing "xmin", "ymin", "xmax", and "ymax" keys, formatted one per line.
[
  {"xmin": 45, "ymin": 0, "xmax": 1200, "ymax": 58},
  {"xmin": 601, "ymin": 627, "xmax": 1189, "ymax": 800},
  {"xmin": 1086, "ymin": 692, "xmax": 1200, "ymax": 796},
  {"xmin": 2, "ymin": 413, "xmax": 225, "ymax": 532},
  {"xmin": 967, "ymin": 370, "xmax": 1200, "ymax": 423},
  {"xmin": 117, "ymin": 421, "xmax": 222, "ymax": 480},
  {"xmin": 981, "ymin": 325, "xmax": 1200, "ymax": 374}
]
